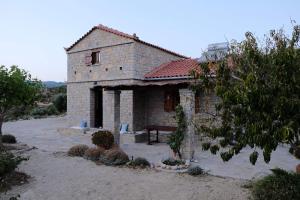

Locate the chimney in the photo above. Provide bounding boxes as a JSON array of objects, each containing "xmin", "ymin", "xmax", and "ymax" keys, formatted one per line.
[{"xmin": 133, "ymin": 33, "xmax": 139, "ymax": 39}]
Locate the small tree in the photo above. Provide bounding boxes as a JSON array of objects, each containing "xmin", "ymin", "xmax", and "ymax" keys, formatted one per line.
[
  {"xmin": 0, "ymin": 65, "xmax": 42, "ymax": 146},
  {"xmin": 168, "ymin": 105, "xmax": 186, "ymax": 159},
  {"xmin": 194, "ymin": 25, "xmax": 300, "ymax": 165},
  {"xmin": 52, "ymin": 93, "xmax": 67, "ymax": 113}
]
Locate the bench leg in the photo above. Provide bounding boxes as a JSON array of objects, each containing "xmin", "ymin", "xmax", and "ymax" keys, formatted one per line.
[{"xmin": 156, "ymin": 130, "xmax": 159, "ymax": 143}]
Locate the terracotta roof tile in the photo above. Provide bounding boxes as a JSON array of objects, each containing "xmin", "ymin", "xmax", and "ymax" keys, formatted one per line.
[
  {"xmin": 66, "ymin": 24, "xmax": 187, "ymax": 58},
  {"xmin": 144, "ymin": 59, "xmax": 200, "ymax": 79}
]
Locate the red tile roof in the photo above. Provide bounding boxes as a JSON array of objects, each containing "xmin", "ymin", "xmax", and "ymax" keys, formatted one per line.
[
  {"xmin": 66, "ymin": 24, "xmax": 187, "ymax": 58},
  {"xmin": 144, "ymin": 59, "xmax": 200, "ymax": 79}
]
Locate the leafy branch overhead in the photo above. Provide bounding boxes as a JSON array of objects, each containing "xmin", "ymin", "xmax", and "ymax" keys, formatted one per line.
[{"xmin": 193, "ymin": 25, "xmax": 300, "ymax": 165}]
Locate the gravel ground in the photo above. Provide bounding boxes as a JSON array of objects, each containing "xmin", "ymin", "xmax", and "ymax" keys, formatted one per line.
[{"xmin": 1, "ymin": 117, "xmax": 251, "ymax": 200}]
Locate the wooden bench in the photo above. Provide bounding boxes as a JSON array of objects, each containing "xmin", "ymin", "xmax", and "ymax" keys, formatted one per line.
[{"xmin": 145, "ymin": 125, "xmax": 177, "ymax": 145}]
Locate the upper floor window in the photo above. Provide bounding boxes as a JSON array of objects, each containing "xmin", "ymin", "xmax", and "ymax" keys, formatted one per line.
[
  {"xmin": 91, "ymin": 51, "xmax": 100, "ymax": 65},
  {"xmin": 85, "ymin": 50, "xmax": 100, "ymax": 66}
]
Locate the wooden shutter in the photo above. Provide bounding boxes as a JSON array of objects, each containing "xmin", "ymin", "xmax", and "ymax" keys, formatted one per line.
[
  {"xmin": 164, "ymin": 90, "xmax": 179, "ymax": 112},
  {"xmin": 85, "ymin": 52, "xmax": 92, "ymax": 66},
  {"xmin": 164, "ymin": 91, "xmax": 172, "ymax": 112}
]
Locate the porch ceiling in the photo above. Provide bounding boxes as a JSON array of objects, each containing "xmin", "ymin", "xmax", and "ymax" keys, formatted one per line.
[{"xmin": 102, "ymin": 79, "xmax": 198, "ymax": 90}]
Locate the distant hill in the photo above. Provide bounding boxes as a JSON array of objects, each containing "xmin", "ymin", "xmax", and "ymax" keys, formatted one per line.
[{"xmin": 43, "ymin": 81, "xmax": 66, "ymax": 88}]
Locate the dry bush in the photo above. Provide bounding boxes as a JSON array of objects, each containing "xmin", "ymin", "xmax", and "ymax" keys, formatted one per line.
[
  {"xmin": 83, "ymin": 147, "xmax": 105, "ymax": 161},
  {"xmin": 100, "ymin": 148, "xmax": 129, "ymax": 166},
  {"xmin": 67, "ymin": 144, "xmax": 89, "ymax": 157}
]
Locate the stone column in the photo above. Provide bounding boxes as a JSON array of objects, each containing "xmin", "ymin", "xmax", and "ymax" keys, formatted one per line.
[
  {"xmin": 179, "ymin": 88, "xmax": 195, "ymax": 160},
  {"xmin": 103, "ymin": 90, "xmax": 121, "ymax": 144},
  {"xmin": 120, "ymin": 90, "xmax": 134, "ymax": 132}
]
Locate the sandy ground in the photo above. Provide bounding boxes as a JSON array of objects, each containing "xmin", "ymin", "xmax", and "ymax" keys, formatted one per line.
[{"xmin": 1, "ymin": 117, "xmax": 251, "ymax": 200}]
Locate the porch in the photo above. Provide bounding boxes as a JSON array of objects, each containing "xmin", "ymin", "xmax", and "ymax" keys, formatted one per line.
[{"xmin": 91, "ymin": 82, "xmax": 197, "ymax": 160}]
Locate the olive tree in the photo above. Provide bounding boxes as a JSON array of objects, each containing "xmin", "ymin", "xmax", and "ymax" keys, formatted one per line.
[
  {"xmin": 0, "ymin": 65, "xmax": 42, "ymax": 146},
  {"xmin": 194, "ymin": 25, "xmax": 300, "ymax": 165}
]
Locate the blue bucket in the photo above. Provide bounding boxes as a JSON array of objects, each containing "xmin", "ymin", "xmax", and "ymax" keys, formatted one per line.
[{"xmin": 80, "ymin": 120, "xmax": 87, "ymax": 128}]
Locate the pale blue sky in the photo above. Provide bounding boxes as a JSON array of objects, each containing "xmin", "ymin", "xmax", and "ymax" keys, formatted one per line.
[{"xmin": 1, "ymin": 0, "xmax": 299, "ymax": 81}]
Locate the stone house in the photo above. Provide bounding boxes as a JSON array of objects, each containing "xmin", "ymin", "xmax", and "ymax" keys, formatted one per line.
[{"xmin": 65, "ymin": 25, "xmax": 217, "ymax": 158}]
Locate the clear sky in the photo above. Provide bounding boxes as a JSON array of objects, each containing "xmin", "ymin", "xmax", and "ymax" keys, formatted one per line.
[{"xmin": 1, "ymin": 0, "xmax": 299, "ymax": 81}]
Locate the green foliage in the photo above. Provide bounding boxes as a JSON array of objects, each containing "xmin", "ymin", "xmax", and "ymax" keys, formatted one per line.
[
  {"xmin": 187, "ymin": 166, "xmax": 204, "ymax": 176},
  {"xmin": 202, "ymin": 142, "xmax": 211, "ymax": 150},
  {"xmin": 91, "ymin": 131, "xmax": 114, "ymax": 150},
  {"xmin": 83, "ymin": 147, "xmax": 104, "ymax": 161},
  {"xmin": 128, "ymin": 157, "xmax": 150, "ymax": 168},
  {"xmin": 30, "ymin": 104, "xmax": 59, "ymax": 118},
  {"xmin": 210, "ymin": 145, "xmax": 220, "ymax": 154},
  {"xmin": 162, "ymin": 158, "xmax": 185, "ymax": 166},
  {"xmin": 219, "ymin": 139, "xmax": 228, "ymax": 147},
  {"xmin": 0, "ymin": 151, "xmax": 27, "ymax": 176},
  {"xmin": 52, "ymin": 93, "xmax": 67, "ymax": 113},
  {"xmin": 250, "ymin": 151, "xmax": 259, "ymax": 165},
  {"xmin": 252, "ymin": 168, "xmax": 300, "ymax": 200},
  {"xmin": 294, "ymin": 146, "xmax": 300, "ymax": 159},
  {"xmin": 2, "ymin": 135, "xmax": 16, "ymax": 144},
  {"xmin": 220, "ymin": 151, "xmax": 234, "ymax": 162},
  {"xmin": 67, "ymin": 144, "xmax": 89, "ymax": 157},
  {"xmin": 3, "ymin": 105, "xmax": 32, "ymax": 122},
  {"xmin": 194, "ymin": 25, "xmax": 300, "ymax": 164},
  {"xmin": 100, "ymin": 148, "xmax": 129, "ymax": 166},
  {"xmin": 168, "ymin": 105, "xmax": 186, "ymax": 159},
  {"xmin": 0, "ymin": 65, "xmax": 42, "ymax": 145}
]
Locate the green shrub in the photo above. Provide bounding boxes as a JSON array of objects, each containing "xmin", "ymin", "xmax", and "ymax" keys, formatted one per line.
[
  {"xmin": 52, "ymin": 93, "xmax": 67, "ymax": 113},
  {"xmin": 2, "ymin": 134, "xmax": 16, "ymax": 144},
  {"xmin": 67, "ymin": 144, "xmax": 89, "ymax": 157},
  {"xmin": 252, "ymin": 168, "xmax": 300, "ymax": 200},
  {"xmin": 187, "ymin": 166, "xmax": 204, "ymax": 176},
  {"xmin": 92, "ymin": 131, "xmax": 114, "ymax": 150},
  {"xmin": 162, "ymin": 158, "xmax": 185, "ymax": 166},
  {"xmin": 219, "ymin": 139, "xmax": 228, "ymax": 147},
  {"xmin": 294, "ymin": 146, "xmax": 300, "ymax": 159},
  {"xmin": 210, "ymin": 145, "xmax": 220, "ymax": 154},
  {"xmin": 30, "ymin": 104, "xmax": 59, "ymax": 117},
  {"xmin": 289, "ymin": 147, "xmax": 294, "ymax": 155},
  {"xmin": 0, "ymin": 151, "xmax": 27, "ymax": 176},
  {"xmin": 99, "ymin": 148, "xmax": 129, "ymax": 166},
  {"xmin": 128, "ymin": 157, "xmax": 150, "ymax": 168},
  {"xmin": 220, "ymin": 151, "xmax": 234, "ymax": 162},
  {"xmin": 83, "ymin": 147, "xmax": 105, "ymax": 161},
  {"xmin": 202, "ymin": 142, "xmax": 211, "ymax": 150},
  {"xmin": 4, "ymin": 106, "xmax": 32, "ymax": 122}
]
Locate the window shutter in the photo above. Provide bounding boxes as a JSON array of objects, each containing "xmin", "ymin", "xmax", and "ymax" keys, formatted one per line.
[
  {"xmin": 85, "ymin": 52, "xmax": 92, "ymax": 66},
  {"xmin": 164, "ymin": 92, "xmax": 172, "ymax": 112},
  {"xmin": 164, "ymin": 90, "xmax": 179, "ymax": 112}
]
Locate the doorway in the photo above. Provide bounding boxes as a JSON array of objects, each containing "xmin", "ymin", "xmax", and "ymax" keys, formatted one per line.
[{"xmin": 94, "ymin": 88, "xmax": 103, "ymax": 128}]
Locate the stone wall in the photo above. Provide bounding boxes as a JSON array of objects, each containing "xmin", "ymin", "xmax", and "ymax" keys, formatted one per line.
[
  {"xmin": 103, "ymin": 90, "xmax": 121, "ymax": 143},
  {"xmin": 120, "ymin": 90, "xmax": 134, "ymax": 131},
  {"xmin": 133, "ymin": 42, "xmax": 183, "ymax": 79},
  {"xmin": 194, "ymin": 91, "xmax": 219, "ymax": 127},
  {"xmin": 144, "ymin": 88, "xmax": 177, "ymax": 127},
  {"xmin": 67, "ymin": 82, "xmax": 94, "ymax": 127},
  {"xmin": 67, "ymin": 29, "xmax": 135, "ymax": 84}
]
